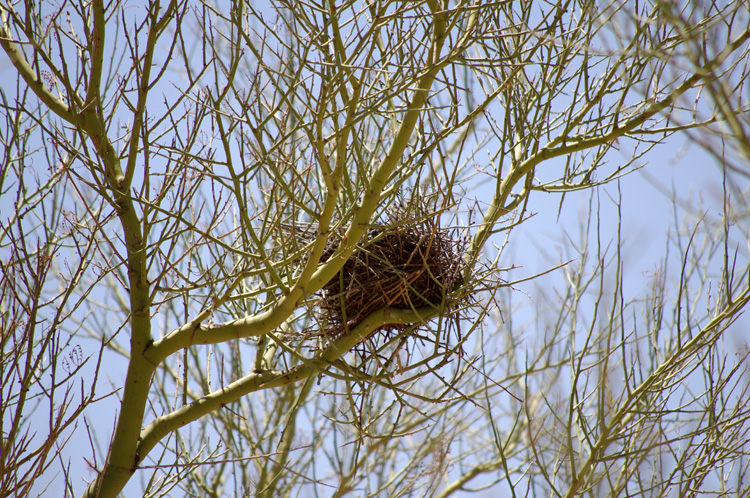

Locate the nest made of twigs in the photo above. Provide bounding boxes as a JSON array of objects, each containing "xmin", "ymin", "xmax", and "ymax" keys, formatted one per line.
[{"xmin": 317, "ymin": 208, "xmax": 466, "ymax": 342}]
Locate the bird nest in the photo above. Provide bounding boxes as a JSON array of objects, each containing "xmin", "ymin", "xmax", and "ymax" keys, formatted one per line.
[{"xmin": 316, "ymin": 205, "xmax": 467, "ymax": 343}]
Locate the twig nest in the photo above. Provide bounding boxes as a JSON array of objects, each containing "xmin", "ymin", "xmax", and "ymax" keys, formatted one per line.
[{"xmin": 319, "ymin": 208, "xmax": 466, "ymax": 341}]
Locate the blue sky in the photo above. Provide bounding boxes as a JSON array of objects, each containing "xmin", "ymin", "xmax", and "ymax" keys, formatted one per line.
[{"xmin": 2, "ymin": 3, "xmax": 749, "ymax": 496}]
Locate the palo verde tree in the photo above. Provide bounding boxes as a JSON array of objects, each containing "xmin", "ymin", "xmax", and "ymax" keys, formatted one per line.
[{"xmin": 1, "ymin": 1, "xmax": 750, "ymax": 497}]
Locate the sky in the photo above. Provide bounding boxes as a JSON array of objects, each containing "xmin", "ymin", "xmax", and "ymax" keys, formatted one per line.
[{"xmin": 1, "ymin": 2, "xmax": 748, "ymax": 497}]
